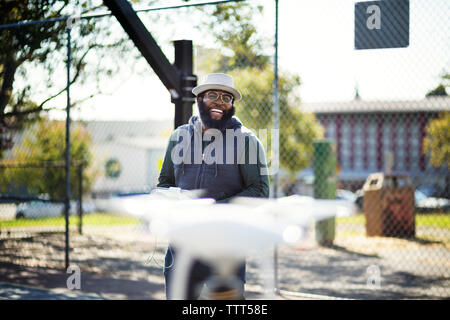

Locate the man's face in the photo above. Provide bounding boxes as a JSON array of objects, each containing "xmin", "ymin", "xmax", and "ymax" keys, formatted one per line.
[
  {"xmin": 201, "ymin": 90, "xmax": 234, "ymax": 121},
  {"xmin": 197, "ymin": 90, "xmax": 235, "ymax": 130}
]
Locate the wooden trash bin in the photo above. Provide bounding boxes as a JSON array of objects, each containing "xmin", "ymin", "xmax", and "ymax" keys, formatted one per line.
[{"xmin": 363, "ymin": 173, "xmax": 415, "ymax": 238}]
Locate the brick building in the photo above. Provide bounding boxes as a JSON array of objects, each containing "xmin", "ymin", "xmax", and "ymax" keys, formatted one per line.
[{"xmin": 302, "ymin": 97, "xmax": 449, "ymax": 192}]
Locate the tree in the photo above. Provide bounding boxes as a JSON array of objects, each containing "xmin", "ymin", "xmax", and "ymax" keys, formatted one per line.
[
  {"xmin": 195, "ymin": 2, "xmax": 324, "ymax": 175},
  {"xmin": 228, "ymin": 66, "xmax": 324, "ymax": 173},
  {"xmin": 194, "ymin": 1, "xmax": 270, "ymax": 72},
  {"xmin": 423, "ymin": 112, "xmax": 450, "ymax": 168},
  {"xmin": 0, "ymin": 0, "xmax": 266, "ymax": 158},
  {"xmin": 0, "ymin": 118, "xmax": 97, "ymax": 199},
  {"xmin": 426, "ymin": 84, "xmax": 448, "ymax": 97},
  {"xmin": 426, "ymin": 72, "xmax": 449, "ymax": 97},
  {"xmin": 1, "ymin": 1, "xmax": 123, "ymax": 126}
]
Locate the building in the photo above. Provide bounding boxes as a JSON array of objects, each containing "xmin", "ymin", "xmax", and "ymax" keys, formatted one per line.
[
  {"xmin": 85, "ymin": 120, "xmax": 172, "ymax": 197},
  {"xmin": 302, "ymin": 97, "xmax": 449, "ymax": 192}
]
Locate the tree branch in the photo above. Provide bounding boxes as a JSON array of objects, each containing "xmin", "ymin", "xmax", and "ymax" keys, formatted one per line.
[
  {"xmin": 36, "ymin": 39, "xmax": 126, "ymax": 110},
  {"xmin": 36, "ymin": 43, "xmax": 99, "ymax": 109},
  {"xmin": 3, "ymin": 87, "xmax": 109, "ymax": 118},
  {"xmin": 3, "ymin": 34, "xmax": 126, "ymax": 120},
  {"xmin": 0, "ymin": 60, "xmax": 18, "ymax": 117}
]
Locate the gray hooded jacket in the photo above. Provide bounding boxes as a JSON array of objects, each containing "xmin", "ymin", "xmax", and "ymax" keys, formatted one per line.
[{"xmin": 157, "ymin": 115, "xmax": 270, "ymax": 202}]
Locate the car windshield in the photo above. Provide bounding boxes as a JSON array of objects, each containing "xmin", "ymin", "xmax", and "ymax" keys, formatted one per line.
[
  {"xmin": 337, "ymin": 190, "xmax": 356, "ymax": 202},
  {"xmin": 415, "ymin": 190, "xmax": 427, "ymax": 202}
]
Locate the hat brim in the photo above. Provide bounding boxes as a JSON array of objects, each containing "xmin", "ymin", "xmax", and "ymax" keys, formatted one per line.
[{"xmin": 192, "ymin": 84, "xmax": 241, "ymax": 102}]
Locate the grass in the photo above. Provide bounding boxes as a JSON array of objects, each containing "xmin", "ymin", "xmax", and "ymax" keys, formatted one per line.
[
  {"xmin": 337, "ymin": 212, "xmax": 450, "ymax": 229},
  {"xmin": 416, "ymin": 214, "xmax": 450, "ymax": 229},
  {"xmin": 336, "ymin": 212, "xmax": 450, "ymax": 245},
  {"xmin": 337, "ymin": 214, "xmax": 366, "ymax": 225},
  {"xmin": 0, "ymin": 212, "xmax": 142, "ymax": 228},
  {"xmin": 2, "ymin": 211, "xmax": 449, "ymax": 230}
]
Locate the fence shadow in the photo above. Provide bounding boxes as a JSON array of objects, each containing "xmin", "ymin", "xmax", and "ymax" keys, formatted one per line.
[
  {"xmin": 0, "ymin": 260, "xmax": 165, "ymax": 300},
  {"xmin": 0, "ymin": 228, "xmax": 166, "ymax": 300},
  {"xmin": 406, "ymin": 236, "xmax": 444, "ymax": 246},
  {"xmin": 323, "ymin": 244, "xmax": 380, "ymax": 259}
]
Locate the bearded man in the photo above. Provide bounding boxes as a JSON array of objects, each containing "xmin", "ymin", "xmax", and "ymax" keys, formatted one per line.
[{"xmin": 157, "ymin": 73, "xmax": 269, "ymax": 299}]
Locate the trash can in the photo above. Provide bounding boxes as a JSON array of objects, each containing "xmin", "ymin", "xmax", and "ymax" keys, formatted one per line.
[
  {"xmin": 363, "ymin": 173, "xmax": 415, "ymax": 238},
  {"xmin": 313, "ymin": 140, "xmax": 337, "ymax": 246}
]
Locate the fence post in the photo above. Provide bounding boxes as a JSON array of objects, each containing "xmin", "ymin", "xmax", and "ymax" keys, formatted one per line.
[
  {"xmin": 272, "ymin": 0, "xmax": 280, "ymax": 296},
  {"xmin": 64, "ymin": 25, "xmax": 72, "ymax": 271},
  {"xmin": 313, "ymin": 140, "xmax": 337, "ymax": 246},
  {"xmin": 78, "ymin": 164, "xmax": 83, "ymax": 235}
]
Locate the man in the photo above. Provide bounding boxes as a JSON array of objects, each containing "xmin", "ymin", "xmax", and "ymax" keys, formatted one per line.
[{"xmin": 157, "ymin": 73, "xmax": 270, "ymax": 299}]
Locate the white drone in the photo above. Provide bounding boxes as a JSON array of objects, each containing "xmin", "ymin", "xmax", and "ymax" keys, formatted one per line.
[{"xmin": 107, "ymin": 187, "xmax": 356, "ymax": 299}]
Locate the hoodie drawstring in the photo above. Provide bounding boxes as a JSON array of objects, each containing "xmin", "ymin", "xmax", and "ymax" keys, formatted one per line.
[{"xmin": 179, "ymin": 128, "xmax": 193, "ymax": 176}]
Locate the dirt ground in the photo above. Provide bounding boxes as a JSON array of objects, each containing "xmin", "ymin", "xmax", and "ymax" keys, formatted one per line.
[{"xmin": 0, "ymin": 224, "xmax": 449, "ymax": 300}]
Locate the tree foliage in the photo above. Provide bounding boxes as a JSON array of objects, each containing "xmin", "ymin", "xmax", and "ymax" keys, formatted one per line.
[
  {"xmin": 423, "ymin": 112, "xmax": 450, "ymax": 168},
  {"xmin": 0, "ymin": 0, "xmax": 265, "ymax": 157},
  {"xmin": 0, "ymin": 0, "xmax": 133, "ymax": 131},
  {"xmin": 229, "ymin": 66, "xmax": 324, "ymax": 173},
  {"xmin": 195, "ymin": 2, "xmax": 324, "ymax": 174},
  {"xmin": 194, "ymin": 2, "xmax": 269, "ymax": 71},
  {"xmin": 0, "ymin": 0, "xmax": 261, "ymax": 133},
  {"xmin": 426, "ymin": 72, "xmax": 449, "ymax": 97},
  {"xmin": 0, "ymin": 118, "xmax": 97, "ymax": 199},
  {"xmin": 0, "ymin": 0, "xmax": 324, "ymax": 176}
]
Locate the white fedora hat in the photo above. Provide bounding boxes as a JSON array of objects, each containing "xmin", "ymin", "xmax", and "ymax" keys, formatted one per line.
[{"xmin": 192, "ymin": 73, "xmax": 242, "ymax": 101}]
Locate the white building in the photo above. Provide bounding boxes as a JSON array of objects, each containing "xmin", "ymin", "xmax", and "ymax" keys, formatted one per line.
[{"xmin": 85, "ymin": 120, "xmax": 172, "ymax": 197}]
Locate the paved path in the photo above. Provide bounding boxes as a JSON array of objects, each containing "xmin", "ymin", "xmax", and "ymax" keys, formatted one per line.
[
  {"xmin": 0, "ymin": 282, "xmax": 104, "ymax": 300},
  {"xmin": 1, "ymin": 225, "xmax": 448, "ymax": 300}
]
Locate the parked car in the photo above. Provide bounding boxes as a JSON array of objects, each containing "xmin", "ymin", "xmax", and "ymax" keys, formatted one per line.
[
  {"xmin": 336, "ymin": 189, "xmax": 357, "ymax": 202},
  {"xmin": 16, "ymin": 201, "xmax": 62, "ymax": 219},
  {"xmin": 352, "ymin": 188, "xmax": 449, "ymax": 214},
  {"xmin": 336, "ymin": 189, "xmax": 359, "ymax": 215},
  {"xmin": 15, "ymin": 200, "xmax": 95, "ymax": 219},
  {"xmin": 417, "ymin": 184, "xmax": 449, "ymax": 199},
  {"xmin": 354, "ymin": 189, "xmax": 364, "ymax": 212},
  {"xmin": 414, "ymin": 190, "xmax": 450, "ymax": 213}
]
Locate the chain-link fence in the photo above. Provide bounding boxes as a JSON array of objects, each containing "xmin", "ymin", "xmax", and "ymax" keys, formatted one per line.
[
  {"xmin": 267, "ymin": 0, "xmax": 450, "ymax": 299},
  {"xmin": 0, "ymin": 0, "xmax": 449, "ymax": 299}
]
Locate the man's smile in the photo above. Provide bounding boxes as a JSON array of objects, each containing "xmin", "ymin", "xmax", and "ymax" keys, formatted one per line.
[
  {"xmin": 209, "ymin": 105, "xmax": 226, "ymax": 119},
  {"xmin": 210, "ymin": 108, "xmax": 224, "ymax": 115}
]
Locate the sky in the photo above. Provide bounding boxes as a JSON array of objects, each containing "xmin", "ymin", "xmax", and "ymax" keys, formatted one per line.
[{"xmin": 35, "ymin": 0, "xmax": 450, "ymax": 122}]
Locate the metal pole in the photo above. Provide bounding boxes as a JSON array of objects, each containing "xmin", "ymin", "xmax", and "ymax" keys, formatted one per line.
[
  {"xmin": 273, "ymin": 0, "xmax": 280, "ymax": 295},
  {"xmin": 272, "ymin": 0, "xmax": 280, "ymax": 198},
  {"xmin": 174, "ymin": 40, "xmax": 196, "ymax": 128},
  {"xmin": 64, "ymin": 26, "xmax": 72, "ymax": 271},
  {"xmin": 78, "ymin": 164, "xmax": 83, "ymax": 235}
]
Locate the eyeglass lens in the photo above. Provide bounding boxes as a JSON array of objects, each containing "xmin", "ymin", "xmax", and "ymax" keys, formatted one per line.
[{"xmin": 206, "ymin": 91, "xmax": 233, "ymax": 103}]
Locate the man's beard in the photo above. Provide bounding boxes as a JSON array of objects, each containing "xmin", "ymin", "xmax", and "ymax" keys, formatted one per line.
[{"xmin": 197, "ymin": 99, "xmax": 235, "ymax": 130}]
